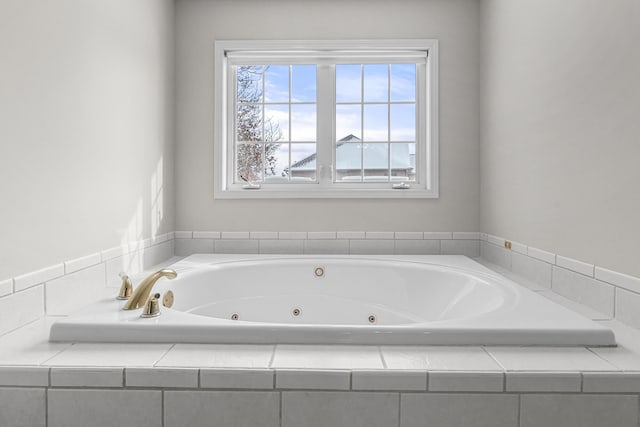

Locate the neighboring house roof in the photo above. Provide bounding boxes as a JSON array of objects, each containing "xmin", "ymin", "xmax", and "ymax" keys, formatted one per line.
[{"xmin": 290, "ymin": 134, "xmax": 414, "ymax": 172}]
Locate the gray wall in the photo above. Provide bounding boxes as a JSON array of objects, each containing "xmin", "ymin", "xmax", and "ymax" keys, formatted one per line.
[
  {"xmin": 0, "ymin": 0, "xmax": 176, "ymax": 279},
  {"xmin": 175, "ymin": 0, "xmax": 481, "ymax": 232},
  {"xmin": 480, "ymin": 0, "xmax": 640, "ymax": 276}
]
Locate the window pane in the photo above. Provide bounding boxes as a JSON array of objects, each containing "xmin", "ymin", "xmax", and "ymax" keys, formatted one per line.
[
  {"xmin": 237, "ymin": 104, "xmax": 262, "ymax": 141},
  {"xmin": 264, "ymin": 65, "xmax": 289, "ymax": 102},
  {"xmin": 390, "ymin": 104, "xmax": 416, "ymax": 141},
  {"xmin": 290, "ymin": 104, "xmax": 316, "ymax": 141},
  {"xmin": 390, "ymin": 64, "xmax": 416, "ymax": 102},
  {"xmin": 236, "ymin": 144, "xmax": 263, "ymax": 182},
  {"xmin": 363, "ymin": 64, "xmax": 388, "ymax": 102},
  {"xmin": 292, "ymin": 65, "xmax": 316, "ymax": 102},
  {"xmin": 264, "ymin": 105, "xmax": 289, "ymax": 141},
  {"xmin": 336, "ymin": 105, "xmax": 361, "ymax": 141},
  {"xmin": 391, "ymin": 143, "xmax": 416, "ymax": 181},
  {"xmin": 336, "ymin": 64, "xmax": 361, "ymax": 103},
  {"xmin": 363, "ymin": 104, "xmax": 388, "ymax": 141},
  {"xmin": 237, "ymin": 66, "xmax": 263, "ymax": 103},
  {"xmin": 288, "ymin": 143, "xmax": 317, "ymax": 181},
  {"xmin": 336, "ymin": 142, "xmax": 362, "ymax": 182},
  {"xmin": 363, "ymin": 143, "xmax": 389, "ymax": 181},
  {"xmin": 265, "ymin": 143, "xmax": 289, "ymax": 181}
]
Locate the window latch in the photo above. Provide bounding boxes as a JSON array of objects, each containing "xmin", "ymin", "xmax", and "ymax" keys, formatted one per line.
[
  {"xmin": 392, "ymin": 182, "xmax": 411, "ymax": 190},
  {"xmin": 240, "ymin": 175, "xmax": 261, "ymax": 190}
]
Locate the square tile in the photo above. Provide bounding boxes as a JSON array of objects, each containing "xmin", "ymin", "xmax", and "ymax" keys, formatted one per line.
[
  {"xmin": 428, "ymin": 371, "xmax": 503, "ymax": 392},
  {"xmin": 0, "ymin": 319, "xmax": 70, "ymax": 365},
  {"xmin": 303, "ymin": 239, "xmax": 349, "ymax": 254},
  {"xmin": 48, "ymin": 389, "xmax": 161, "ymax": 427},
  {"xmin": 46, "ymin": 263, "xmax": 106, "ymax": 315},
  {"xmin": 441, "ymin": 240, "xmax": 481, "ymax": 257},
  {"xmin": 0, "ymin": 285, "xmax": 45, "ymax": 336},
  {"xmin": 352, "ymin": 370, "xmax": 426, "ymax": 391},
  {"xmin": 552, "ymin": 266, "xmax": 615, "ymax": 317},
  {"xmin": 272, "ymin": 345, "xmax": 383, "ymax": 370},
  {"xmin": 394, "ymin": 240, "xmax": 440, "ymax": 255},
  {"xmin": 14, "ymin": 264, "xmax": 64, "ymax": 292},
  {"xmin": 156, "ymin": 344, "xmax": 274, "ymax": 368},
  {"xmin": 165, "ymin": 391, "xmax": 280, "ymax": 427},
  {"xmin": 175, "ymin": 238, "xmax": 214, "ymax": 256},
  {"xmin": 126, "ymin": 367, "xmax": 198, "ymax": 388},
  {"xmin": 539, "ymin": 290, "xmax": 611, "ymax": 320},
  {"xmin": 200, "ymin": 368, "xmax": 274, "ymax": 389},
  {"xmin": 520, "ymin": 394, "xmax": 638, "ymax": 427},
  {"xmin": 276, "ymin": 369, "xmax": 350, "ymax": 390},
  {"xmin": 381, "ymin": 346, "xmax": 502, "ymax": 370},
  {"xmin": 282, "ymin": 391, "xmax": 398, "ymax": 427},
  {"xmin": 44, "ymin": 343, "xmax": 172, "ymax": 367},
  {"xmin": 485, "ymin": 346, "xmax": 616, "ymax": 371},
  {"xmin": 511, "ymin": 252, "xmax": 552, "ymax": 288},
  {"xmin": 505, "ymin": 371, "xmax": 581, "ymax": 392},
  {"xmin": 401, "ymin": 393, "xmax": 518, "ymax": 427},
  {"xmin": 214, "ymin": 239, "xmax": 259, "ymax": 254},
  {"xmin": 481, "ymin": 242, "xmax": 511, "ymax": 269},
  {"xmin": 615, "ymin": 288, "xmax": 640, "ymax": 329},
  {"xmin": 349, "ymin": 240, "xmax": 395, "ymax": 255},
  {"xmin": 259, "ymin": 239, "xmax": 304, "ymax": 254},
  {"xmin": 0, "ymin": 388, "xmax": 45, "ymax": 427}
]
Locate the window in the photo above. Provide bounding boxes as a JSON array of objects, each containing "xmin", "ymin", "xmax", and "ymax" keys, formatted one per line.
[{"xmin": 214, "ymin": 40, "xmax": 438, "ymax": 198}]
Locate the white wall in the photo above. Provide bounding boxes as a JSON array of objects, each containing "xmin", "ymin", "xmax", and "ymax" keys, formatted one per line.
[
  {"xmin": 0, "ymin": 0, "xmax": 175, "ymax": 279},
  {"xmin": 175, "ymin": 0, "xmax": 481, "ymax": 232},
  {"xmin": 480, "ymin": 0, "xmax": 640, "ymax": 277}
]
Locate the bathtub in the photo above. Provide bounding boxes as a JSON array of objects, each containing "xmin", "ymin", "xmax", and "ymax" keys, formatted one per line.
[{"xmin": 50, "ymin": 254, "xmax": 615, "ymax": 346}]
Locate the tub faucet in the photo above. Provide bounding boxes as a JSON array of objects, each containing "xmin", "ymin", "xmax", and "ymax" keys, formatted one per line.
[{"xmin": 122, "ymin": 269, "xmax": 177, "ymax": 310}]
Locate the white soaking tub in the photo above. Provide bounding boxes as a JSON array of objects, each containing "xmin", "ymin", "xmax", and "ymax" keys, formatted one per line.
[{"xmin": 49, "ymin": 255, "xmax": 615, "ymax": 346}]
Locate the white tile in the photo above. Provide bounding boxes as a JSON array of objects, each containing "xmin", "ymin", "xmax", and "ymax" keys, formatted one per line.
[
  {"xmin": 105, "ymin": 254, "xmax": 144, "ymax": 288},
  {"xmin": 395, "ymin": 231, "xmax": 423, "ymax": 240},
  {"xmin": 200, "ymin": 368, "xmax": 274, "ymax": 389},
  {"xmin": 165, "ymin": 391, "xmax": 280, "ymax": 427},
  {"xmin": 48, "ymin": 389, "xmax": 162, "ymax": 427},
  {"xmin": 307, "ymin": 231, "xmax": 336, "ymax": 239},
  {"xmin": 282, "ymin": 391, "xmax": 398, "ymax": 427},
  {"xmin": 539, "ymin": 290, "xmax": 611, "ymax": 320},
  {"xmin": 0, "ymin": 318, "xmax": 70, "ymax": 365},
  {"xmin": 259, "ymin": 239, "xmax": 304, "ymax": 254},
  {"xmin": 278, "ymin": 231, "xmax": 307, "ymax": 240},
  {"xmin": 303, "ymin": 239, "xmax": 349, "ymax": 254},
  {"xmin": 0, "ymin": 388, "xmax": 45, "ymax": 427},
  {"xmin": 250, "ymin": 231, "xmax": 278, "ymax": 239},
  {"xmin": 0, "ymin": 285, "xmax": 45, "ymax": 336},
  {"xmin": 520, "ymin": 394, "xmax": 638, "ymax": 427},
  {"xmin": 510, "ymin": 241, "xmax": 527, "ymax": 254},
  {"xmin": 424, "ymin": 231, "xmax": 452, "ymax": 240},
  {"xmin": 336, "ymin": 231, "xmax": 365, "ymax": 239},
  {"xmin": 50, "ymin": 367, "xmax": 123, "ymax": 387},
  {"xmin": 64, "ymin": 253, "xmax": 102, "ymax": 274},
  {"xmin": 272, "ymin": 345, "xmax": 383, "ymax": 370},
  {"xmin": 557, "ymin": 255, "xmax": 595, "ymax": 277},
  {"xmin": 156, "ymin": 344, "xmax": 274, "ymax": 368},
  {"xmin": 401, "ymin": 393, "xmax": 519, "ymax": 427},
  {"xmin": 46, "ymin": 263, "xmax": 106, "ymax": 315},
  {"xmin": 276, "ymin": 369, "xmax": 350, "ymax": 390},
  {"xmin": 394, "ymin": 239, "xmax": 440, "ymax": 255},
  {"xmin": 220, "ymin": 231, "xmax": 250, "ymax": 239},
  {"xmin": 482, "ymin": 242, "xmax": 511, "ymax": 269},
  {"xmin": 193, "ymin": 231, "xmax": 221, "ymax": 239},
  {"xmin": 441, "ymin": 239, "xmax": 481, "ymax": 257},
  {"xmin": 0, "ymin": 366, "xmax": 49, "ymax": 386},
  {"xmin": 142, "ymin": 240, "xmax": 173, "ymax": 269},
  {"xmin": 486, "ymin": 234, "xmax": 505, "ymax": 246},
  {"xmin": 590, "ymin": 345, "xmax": 640, "ymax": 371},
  {"xmin": 499, "ymin": 269, "xmax": 549, "ymax": 291},
  {"xmin": 44, "ymin": 343, "xmax": 172, "ymax": 367},
  {"xmin": 428, "ymin": 371, "xmax": 503, "ymax": 392},
  {"xmin": 349, "ymin": 239, "xmax": 395, "ymax": 254},
  {"xmin": 615, "ymin": 287, "xmax": 640, "ymax": 329},
  {"xmin": 505, "ymin": 371, "xmax": 581, "ymax": 392},
  {"xmin": 175, "ymin": 238, "xmax": 214, "ymax": 256},
  {"xmin": 352, "ymin": 370, "xmax": 426, "ymax": 391},
  {"xmin": 381, "ymin": 346, "xmax": 502, "ymax": 370},
  {"xmin": 527, "ymin": 246, "xmax": 556, "ymax": 264},
  {"xmin": 596, "ymin": 266, "xmax": 640, "ymax": 293},
  {"xmin": 0, "ymin": 278, "xmax": 13, "ymax": 297},
  {"xmin": 485, "ymin": 346, "xmax": 616, "ymax": 371},
  {"xmin": 452, "ymin": 232, "xmax": 480, "ymax": 240},
  {"xmin": 552, "ymin": 266, "xmax": 615, "ymax": 317},
  {"xmin": 126, "ymin": 367, "xmax": 198, "ymax": 388},
  {"xmin": 511, "ymin": 252, "xmax": 552, "ymax": 288},
  {"xmin": 174, "ymin": 231, "xmax": 193, "ymax": 239},
  {"xmin": 14, "ymin": 263, "xmax": 64, "ymax": 292},
  {"xmin": 583, "ymin": 372, "xmax": 640, "ymax": 393},
  {"xmin": 365, "ymin": 231, "xmax": 394, "ymax": 239},
  {"xmin": 214, "ymin": 239, "xmax": 259, "ymax": 253}
]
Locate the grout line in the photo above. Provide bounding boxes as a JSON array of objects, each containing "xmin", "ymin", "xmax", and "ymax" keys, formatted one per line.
[
  {"xmin": 44, "ymin": 385, "xmax": 48, "ymax": 427},
  {"xmin": 279, "ymin": 390, "xmax": 283, "ymax": 427},
  {"xmin": 517, "ymin": 393, "xmax": 522, "ymax": 427},
  {"xmin": 268, "ymin": 345, "xmax": 277, "ymax": 369},
  {"xmin": 397, "ymin": 392, "xmax": 401, "ymax": 427}
]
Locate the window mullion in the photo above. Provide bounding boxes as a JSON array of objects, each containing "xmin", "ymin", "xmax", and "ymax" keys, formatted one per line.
[{"xmin": 316, "ymin": 63, "xmax": 334, "ymax": 187}]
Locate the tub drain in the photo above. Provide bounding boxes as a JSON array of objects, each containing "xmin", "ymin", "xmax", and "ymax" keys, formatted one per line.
[
  {"xmin": 292, "ymin": 308, "xmax": 301, "ymax": 317},
  {"xmin": 231, "ymin": 313, "xmax": 239, "ymax": 320},
  {"xmin": 368, "ymin": 315, "xmax": 377, "ymax": 324}
]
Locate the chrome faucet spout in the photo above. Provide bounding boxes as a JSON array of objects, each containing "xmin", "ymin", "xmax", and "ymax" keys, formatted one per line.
[{"xmin": 122, "ymin": 269, "xmax": 177, "ymax": 310}]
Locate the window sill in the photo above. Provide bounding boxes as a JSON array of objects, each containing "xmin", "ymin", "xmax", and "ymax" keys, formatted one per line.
[{"xmin": 213, "ymin": 187, "xmax": 439, "ymax": 199}]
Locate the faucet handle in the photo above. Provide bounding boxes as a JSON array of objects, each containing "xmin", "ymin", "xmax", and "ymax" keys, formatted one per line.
[
  {"xmin": 141, "ymin": 293, "xmax": 161, "ymax": 318},
  {"xmin": 116, "ymin": 272, "xmax": 133, "ymax": 300}
]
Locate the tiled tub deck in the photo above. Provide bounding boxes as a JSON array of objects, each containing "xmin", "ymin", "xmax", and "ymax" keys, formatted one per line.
[{"xmin": 2, "ymin": 262, "xmax": 640, "ymax": 426}]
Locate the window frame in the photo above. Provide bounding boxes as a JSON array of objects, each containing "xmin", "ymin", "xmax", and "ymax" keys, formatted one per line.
[{"xmin": 214, "ymin": 39, "xmax": 439, "ymax": 199}]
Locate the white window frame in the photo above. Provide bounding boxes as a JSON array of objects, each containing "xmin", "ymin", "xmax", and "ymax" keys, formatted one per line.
[{"xmin": 214, "ymin": 39, "xmax": 438, "ymax": 199}]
